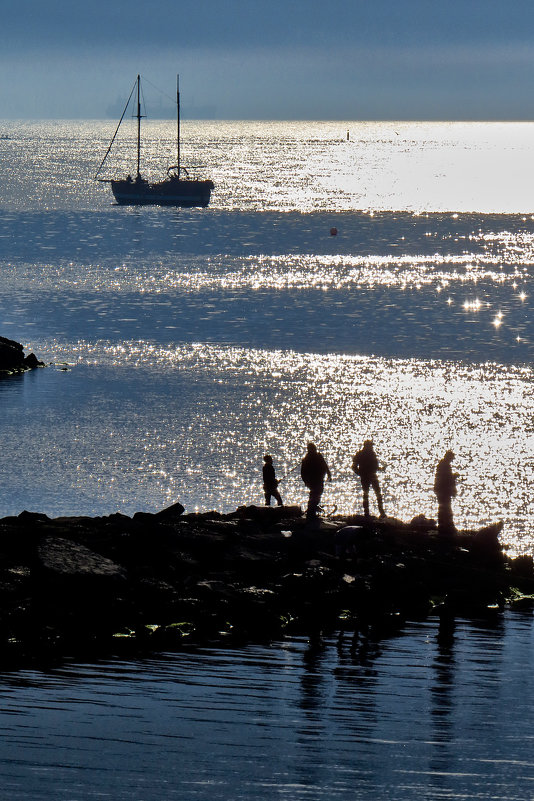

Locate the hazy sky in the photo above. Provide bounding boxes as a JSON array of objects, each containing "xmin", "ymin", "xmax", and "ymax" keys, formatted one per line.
[{"xmin": 2, "ymin": 0, "xmax": 534, "ymax": 119}]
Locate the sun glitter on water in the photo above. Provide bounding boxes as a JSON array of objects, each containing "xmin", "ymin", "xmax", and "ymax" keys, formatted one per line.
[{"xmin": 15, "ymin": 339, "xmax": 532, "ymax": 557}]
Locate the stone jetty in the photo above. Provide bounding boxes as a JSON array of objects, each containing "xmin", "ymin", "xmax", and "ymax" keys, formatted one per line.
[
  {"xmin": 0, "ymin": 503, "xmax": 533, "ymax": 664},
  {"xmin": 0, "ymin": 336, "xmax": 44, "ymax": 373}
]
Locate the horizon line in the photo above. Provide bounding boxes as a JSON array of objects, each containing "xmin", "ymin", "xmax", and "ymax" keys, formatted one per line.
[{"xmin": 2, "ymin": 116, "xmax": 534, "ymax": 124}]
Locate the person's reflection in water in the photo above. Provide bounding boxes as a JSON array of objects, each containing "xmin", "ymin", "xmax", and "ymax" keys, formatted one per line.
[
  {"xmin": 347, "ymin": 629, "xmax": 383, "ymax": 666},
  {"xmin": 437, "ymin": 603, "xmax": 455, "ymax": 650},
  {"xmin": 428, "ymin": 616, "xmax": 457, "ymax": 793},
  {"xmin": 293, "ymin": 638, "xmax": 330, "ymax": 792}
]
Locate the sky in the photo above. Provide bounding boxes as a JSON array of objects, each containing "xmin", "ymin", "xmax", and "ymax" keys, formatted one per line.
[{"xmin": 2, "ymin": 0, "xmax": 534, "ymax": 120}]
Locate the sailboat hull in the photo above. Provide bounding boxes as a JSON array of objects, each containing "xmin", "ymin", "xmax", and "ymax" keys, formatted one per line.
[{"xmin": 111, "ymin": 177, "xmax": 214, "ymax": 207}]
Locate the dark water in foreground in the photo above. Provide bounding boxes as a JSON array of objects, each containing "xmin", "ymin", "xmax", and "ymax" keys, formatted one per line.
[{"xmin": 1, "ymin": 615, "xmax": 533, "ymax": 800}]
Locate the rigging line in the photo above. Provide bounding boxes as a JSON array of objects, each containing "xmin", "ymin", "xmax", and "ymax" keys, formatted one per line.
[
  {"xmin": 139, "ymin": 80, "xmax": 147, "ymax": 120},
  {"xmin": 94, "ymin": 78, "xmax": 138, "ymax": 180},
  {"xmin": 139, "ymin": 73, "xmax": 175, "ymax": 106}
]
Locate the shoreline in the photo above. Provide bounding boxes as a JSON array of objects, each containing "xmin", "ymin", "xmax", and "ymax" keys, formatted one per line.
[{"xmin": 1, "ymin": 503, "xmax": 532, "ymax": 666}]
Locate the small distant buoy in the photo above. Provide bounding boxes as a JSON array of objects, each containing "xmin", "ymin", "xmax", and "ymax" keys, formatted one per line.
[{"xmin": 330, "ymin": 227, "xmax": 338, "ymax": 236}]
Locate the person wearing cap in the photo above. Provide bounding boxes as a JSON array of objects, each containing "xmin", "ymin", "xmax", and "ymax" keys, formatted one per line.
[
  {"xmin": 300, "ymin": 442, "xmax": 332, "ymax": 520},
  {"xmin": 434, "ymin": 450, "xmax": 458, "ymax": 534},
  {"xmin": 262, "ymin": 454, "xmax": 283, "ymax": 507},
  {"xmin": 351, "ymin": 439, "xmax": 386, "ymax": 519}
]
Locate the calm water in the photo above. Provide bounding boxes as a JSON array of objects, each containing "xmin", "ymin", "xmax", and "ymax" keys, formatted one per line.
[
  {"xmin": 1, "ymin": 617, "xmax": 534, "ymax": 800},
  {"xmin": 0, "ymin": 119, "xmax": 533, "ymax": 798}
]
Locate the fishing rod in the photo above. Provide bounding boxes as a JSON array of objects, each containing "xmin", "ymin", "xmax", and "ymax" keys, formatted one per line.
[{"xmin": 276, "ymin": 463, "xmax": 301, "ymax": 483}]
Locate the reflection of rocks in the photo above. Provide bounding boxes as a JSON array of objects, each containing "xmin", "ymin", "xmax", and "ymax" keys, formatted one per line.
[
  {"xmin": 0, "ymin": 336, "xmax": 44, "ymax": 373},
  {"xmin": 0, "ymin": 504, "xmax": 532, "ymax": 663}
]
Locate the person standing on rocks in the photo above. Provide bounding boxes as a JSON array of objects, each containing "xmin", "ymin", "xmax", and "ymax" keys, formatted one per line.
[
  {"xmin": 300, "ymin": 442, "xmax": 332, "ymax": 520},
  {"xmin": 263, "ymin": 454, "xmax": 283, "ymax": 507},
  {"xmin": 434, "ymin": 450, "xmax": 458, "ymax": 535},
  {"xmin": 351, "ymin": 439, "xmax": 386, "ymax": 519}
]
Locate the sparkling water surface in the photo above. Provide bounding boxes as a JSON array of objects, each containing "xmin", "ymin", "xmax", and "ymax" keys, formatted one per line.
[
  {"xmin": 0, "ymin": 122, "xmax": 532, "ymax": 551},
  {"xmin": 0, "ymin": 120, "xmax": 533, "ymax": 799}
]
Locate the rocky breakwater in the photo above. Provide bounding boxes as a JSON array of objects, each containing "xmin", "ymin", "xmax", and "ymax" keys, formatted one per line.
[
  {"xmin": 0, "ymin": 504, "xmax": 533, "ymax": 663},
  {"xmin": 0, "ymin": 336, "xmax": 44, "ymax": 374}
]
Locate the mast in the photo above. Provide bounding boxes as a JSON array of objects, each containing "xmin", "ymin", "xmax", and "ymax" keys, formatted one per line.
[
  {"xmin": 176, "ymin": 74, "xmax": 181, "ymax": 178},
  {"xmin": 136, "ymin": 74, "xmax": 142, "ymax": 178}
]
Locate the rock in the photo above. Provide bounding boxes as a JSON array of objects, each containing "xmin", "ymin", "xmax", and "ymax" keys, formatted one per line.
[
  {"xmin": 0, "ymin": 336, "xmax": 24, "ymax": 370},
  {"xmin": 458, "ymin": 521, "xmax": 504, "ymax": 564},
  {"xmin": 232, "ymin": 505, "xmax": 303, "ymax": 524},
  {"xmin": 409, "ymin": 514, "xmax": 437, "ymax": 530},
  {"xmin": 334, "ymin": 526, "xmax": 365, "ymax": 557},
  {"xmin": 24, "ymin": 352, "xmax": 44, "ymax": 369},
  {"xmin": 133, "ymin": 511, "xmax": 155, "ymax": 523},
  {"xmin": 154, "ymin": 501, "xmax": 185, "ymax": 520},
  {"xmin": 510, "ymin": 554, "xmax": 534, "ymax": 578},
  {"xmin": 17, "ymin": 511, "xmax": 50, "ymax": 524},
  {"xmin": 0, "ymin": 336, "xmax": 44, "ymax": 373},
  {"xmin": 36, "ymin": 537, "xmax": 126, "ymax": 580},
  {"xmin": 132, "ymin": 502, "xmax": 185, "ymax": 524},
  {"xmin": 0, "ymin": 503, "xmax": 528, "ymax": 663}
]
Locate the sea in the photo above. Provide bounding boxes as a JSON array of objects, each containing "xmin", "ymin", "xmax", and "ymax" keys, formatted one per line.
[{"xmin": 0, "ymin": 119, "xmax": 533, "ymax": 798}]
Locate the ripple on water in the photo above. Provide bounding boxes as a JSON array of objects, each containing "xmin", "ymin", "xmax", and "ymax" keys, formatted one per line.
[{"xmin": 0, "ymin": 618, "xmax": 533, "ymax": 800}]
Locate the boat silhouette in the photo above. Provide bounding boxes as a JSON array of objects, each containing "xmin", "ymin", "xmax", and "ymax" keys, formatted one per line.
[{"xmin": 95, "ymin": 74, "xmax": 214, "ymax": 207}]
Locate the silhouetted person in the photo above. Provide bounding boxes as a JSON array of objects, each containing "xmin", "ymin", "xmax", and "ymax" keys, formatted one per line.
[
  {"xmin": 352, "ymin": 439, "xmax": 386, "ymax": 518},
  {"xmin": 434, "ymin": 450, "xmax": 458, "ymax": 535},
  {"xmin": 263, "ymin": 454, "xmax": 283, "ymax": 507},
  {"xmin": 301, "ymin": 442, "xmax": 332, "ymax": 519}
]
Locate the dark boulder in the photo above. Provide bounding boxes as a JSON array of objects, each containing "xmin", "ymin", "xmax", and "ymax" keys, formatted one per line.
[
  {"xmin": 231, "ymin": 504, "xmax": 303, "ymax": 525},
  {"xmin": 0, "ymin": 336, "xmax": 24, "ymax": 369},
  {"xmin": 24, "ymin": 352, "xmax": 44, "ymax": 369},
  {"xmin": 36, "ymin": 536, "xmax": 126, "ymax": 581},
  {"xmin": 0, "ymin": 336, "xmax": 44, "ymax": 373},
  {"xmin": 154, "ymin": 501, "xmax": 185, "ymax": 520}
]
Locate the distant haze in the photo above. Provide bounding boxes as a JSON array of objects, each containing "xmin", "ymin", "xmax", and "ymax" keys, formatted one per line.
[{"xmin": 2, "ymin": 0, "xmax": 534, "ymax": 120}]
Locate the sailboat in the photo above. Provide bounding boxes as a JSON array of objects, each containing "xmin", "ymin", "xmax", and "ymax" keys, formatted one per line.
[{"xmin": 95, "ymin": 74, "xmax": 214, "ymax": 207}]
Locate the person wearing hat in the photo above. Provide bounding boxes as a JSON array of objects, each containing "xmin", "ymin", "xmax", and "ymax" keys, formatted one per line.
[
  {"xmin": 300, "ymin": 442, "xmax": 332, "ymax": 519},
  {"xmin": 434, "ymin": 450, "xmax": 458, "ymax": 534},
  {"xmin": 263, "ymin": 454, "xmax": 283, "ymax": 507},
  {"xmin": 351, "ymin": 439, "xmax": 386, "ymax": 519}
]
